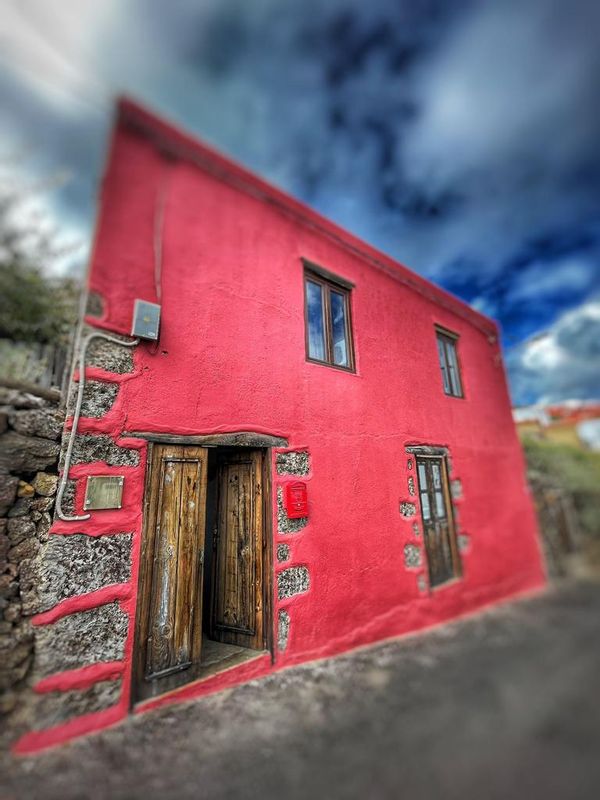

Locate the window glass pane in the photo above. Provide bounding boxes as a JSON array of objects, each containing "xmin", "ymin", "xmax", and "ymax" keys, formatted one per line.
[
  {"xmin": 437, "ymin": 336, "xmax": 451, "ymax": 393},
  {"xmin": 445, "ymin": 339, "xmax": 462, "ymax": 396},
  {"xmin": 420, "ymin": 491, "xmax": 431, "ymax": 520},
  {"xmin": 432, "ymin": 463, "xmax": 441, "ymax": 489},
  {"xmin": 306, "ymin": 280, "xmax": 326, "ymax": 361},
  {"xmin": 435, "ymin": 490, "xmax": 446, "ymax": 518},
  {"xmin": 330, "ymin": 290, "xmax": 349, "ymax": 367},
  {"xmin": 417, "ymin": 463, "xmax": 428, "ymax": 490}
]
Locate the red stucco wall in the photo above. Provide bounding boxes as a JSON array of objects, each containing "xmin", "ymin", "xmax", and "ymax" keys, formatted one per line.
[{"xmin": 16, "ymin": 100, "xmax": 545, "ymax": 753}]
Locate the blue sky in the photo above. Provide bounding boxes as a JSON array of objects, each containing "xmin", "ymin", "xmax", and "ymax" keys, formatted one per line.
[{"xmin": 2, "ymin": 0, "xmax": 599, "ymax": 405}]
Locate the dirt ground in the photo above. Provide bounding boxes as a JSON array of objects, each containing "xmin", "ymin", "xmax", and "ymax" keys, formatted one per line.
[{"xmin": 3, "ymin": 578, "xmax": 600, "ymax": 800}]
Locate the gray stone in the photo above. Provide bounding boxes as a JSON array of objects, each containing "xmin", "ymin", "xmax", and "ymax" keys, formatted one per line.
[
  {"xmin": 277, "ymin": 566, "xmax": 310, "ymax": 600},
  {"xmin": 84, "ymin": 331, "xmax": 135, "ymax": 374},
  {"xmin": 31, "ymin": 679, "xmax": 121, "ymax": 730},
  {"xmin": 404, "ymin": 544, "xmax": 422, "ymax": 569},
  {"xmin": 34, "ymin": 602, "xmax": 129, "ymax": 678},
  {"xmin": 31, "ymin": 495, "xmax": 54, "ymax": 512},
  {"xmin": 36, "ymin": 512, "xmax": 53, "ymax": 541},
  {"xmin": 8, "ymin": 537, "xmax": 39, "ymax": 562},
  {"xmin": 78, "ymin": 381, "xmax": 119, "ymax": 418},
  {"xmin": 457, "ymin": 533, "xmax": 470, "ymax": 553},
  {"xmin": 63, "ymin": 435, "xmax": 139, "ymax": 467},
  {"xmin": 7, "ymin": 497, "xmax": 32, "ymax": 517},
  {"xmin": 276, "ymin": 451, "xmax": 310, "ymax": 476},
  {"xmin": 417, "ymin": 574, "xmax": 428, "ymax": 593},
  {"xmin": 407, "ymin": 476, "xmax": 415, "ymax": 496},
  {"xmin": 276, "ymin": 543, "xmax": 290, "ymax": 563},
  {"xmin": 32, "ymin": 472, "xmax": 58, "ymax": 497},
  {"xmin": 412, "ymin": 521, "xmax": 421, "ymax": 538},
  {"xmin": 399, "ymin": 502, "xmax": 417, "ymax": 518},
  {"xmin": 0, "ymin": 410, "xmax": 8, "ymax": 434},
  {"xmin": 0, "ymin": 388, "xmax": 47, "ymax": 409},
  {"xmin": 276, "ymin": 487, "xmax": 308, "ymax": 534},
  {"xmin": 7, "ymin": 517, "xmax": 36, "ymax": 545},
  {"xmin": 85, "ymin": 292, "xmax": 104, "ymax": 318},
  {"xmin": 278, "ymin": 610, "xmax": 290, "ymax": 652},
  {"xmin": 0, "ymin": 475, "xmax": 19, "ymax": 516},
  {"xmin": 10, "ymin": 408, "xmax": 64, "ymax": 440},
  {"xmin": 407, "ymin": 458, "xmax": 413, "ymax": 471},
  {"xmin": 0, "ymin": 432, "xmax": 59, "ymax": 473},
  {"xmin": 35, "ymin": 533, "xmax": 132, "ymax": 613},
  {"xmin": 451, "ymin": 479, "xmax": 463, "ymax": 500}
]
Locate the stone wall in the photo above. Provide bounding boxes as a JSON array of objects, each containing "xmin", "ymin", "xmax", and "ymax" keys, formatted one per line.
[{"xmin": 0, "ymin": 387, "xmax": 63, "ymax": 735}]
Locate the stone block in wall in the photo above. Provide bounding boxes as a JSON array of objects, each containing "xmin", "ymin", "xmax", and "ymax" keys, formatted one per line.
[
  {"xmin": 276, "ymin": 543, "xmax": 290, "ymax": 563},
  {"xmin": 63, "ymin": 434, "xmax": 139, "ymax": 468},
  {"xmin": 278, "ymin": 609, "xmax": 290, "ymax": 652},
  {"xmin": 7, "ymin": 517, "xmax": 36, "ymax": 546},
  {"xmin": 32, "ymin": 472, "xmax": 58, "ymax": 497},
  {"xmin": 404, "ymin": 543, "xmax": 422, "ymax": 568},
  {"xmin": 68, "ymin": 380, "xmax": 119, "ymax": 419},
  {"xmin": 7, "ymin": 497, "xmax": 32, "ymax": 518},
  {"xmin": 0, "ymin": 432, "xmax": 60, "ymax": 473},
  {"xmin": 34, "ymin": 534, "xmax": 132, "ymax": 613},
  {"xmin": 399, "ymin": 502, "xmax": 417, "ymax": 518},
  {"xmin": 84, "ymin": 332, "xmax": 134, "ymax": 374},
  {"xmin": 457, "ymin": 533, "xmax": 470, "ymax": 552},
  {"xmin": 9, "ymin": 408, "xmax": 64, "ymax": 441},
  {"xmin": 276, "ymin": 451, "xmax": 310, "ymax": 476},
  {"xmin": 277, "ymin": 566, "xmax": 310, "ymax": 600},
  {"xmin": 451, "ymin": 479, "xmax": 463, "ymax": 500},
  {"xmin": 85, "ymin": 291, "xmax": 104, "ymax": 318},
  {"xmin": 276, "ymin": 487, "xmax": 308, "ymax": 534},
  {"xmin": 0, "ymin": 475, "xmax": 19, "ymax": 516},
  {"xmin": 29, "ymin": 679, "xmax": 121, "ymax": 731},
  {"xmin": 34, "ymin": 602, "xmax": 129, "ymax": 678}
]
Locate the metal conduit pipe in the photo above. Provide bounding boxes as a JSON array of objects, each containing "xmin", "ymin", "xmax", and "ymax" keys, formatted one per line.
[{"xmin": 55, "ymin": 331, "xmax": 139, "ymax": 522}]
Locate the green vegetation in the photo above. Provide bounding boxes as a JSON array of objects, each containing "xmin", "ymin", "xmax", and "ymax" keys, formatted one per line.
[
  {"xmin": 0, "ymin": 192, "xmax": 80, "ymax": 346},
  {"xmin": 522, "ymin": 436, "xmax": 600, "ymax": 540}
]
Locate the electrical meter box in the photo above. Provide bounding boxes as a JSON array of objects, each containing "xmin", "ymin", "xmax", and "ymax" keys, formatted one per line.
[{"xmin": 131, "ymin": 299, "xmax": 161, "ymax": 341}]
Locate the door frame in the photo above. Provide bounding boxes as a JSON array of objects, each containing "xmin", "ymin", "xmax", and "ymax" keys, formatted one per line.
[
  {"xmin": 131, "ymin": 436, "xmax": 274, "ymax": 707},
  {"xmin": 409, "ymin": 446, "xmax": 462, "ymax": 589}
]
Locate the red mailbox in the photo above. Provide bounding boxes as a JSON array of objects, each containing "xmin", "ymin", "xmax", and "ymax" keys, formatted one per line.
[{"xmin": 285, "ymin": 481, "xmax": 308, "ymax": 519}]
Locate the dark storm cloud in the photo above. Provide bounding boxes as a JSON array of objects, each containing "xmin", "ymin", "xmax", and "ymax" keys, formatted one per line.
[{"xmin": 2, "ymin": 0, "xmax": 599, "ymax": 402}]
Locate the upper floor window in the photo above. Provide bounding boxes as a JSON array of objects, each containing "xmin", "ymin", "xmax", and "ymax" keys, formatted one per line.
[
  {"xmin": 304, "ymin": 263, "xmax": 355, "ymax": 372},
  {"xmin": 435, "ymin": 327, "xmax": 463, "ymax": 398}
]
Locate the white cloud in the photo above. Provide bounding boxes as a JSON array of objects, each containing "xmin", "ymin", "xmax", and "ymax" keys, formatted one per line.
[{"xmin": 508, "ymin": 299, "xmax": 600, "ymax": 404}]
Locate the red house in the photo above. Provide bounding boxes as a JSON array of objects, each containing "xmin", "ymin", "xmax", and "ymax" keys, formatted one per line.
[{"xmin": 18, "ymin": 99, "xmax": 545, "ymax": 753}]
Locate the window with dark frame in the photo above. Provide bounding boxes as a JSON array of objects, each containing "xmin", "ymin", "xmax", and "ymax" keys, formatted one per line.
[
  {"xmin": 435, "ymin": 328, "xmax": 463, "ymax": 398},
  {"xmin": 304, "ymin": 267, "xmax": 355, "ymax": 371}
]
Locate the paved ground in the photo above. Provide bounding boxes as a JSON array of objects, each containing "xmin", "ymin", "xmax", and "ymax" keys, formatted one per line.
[{"xmin": 3, "ymin": 579, "xmax": 600, "ymax": 800}]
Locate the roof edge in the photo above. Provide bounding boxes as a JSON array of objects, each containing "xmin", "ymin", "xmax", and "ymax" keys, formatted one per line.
[{"xmin": 116, "ymin": 96, "xmax": 497, "ymax": 339}]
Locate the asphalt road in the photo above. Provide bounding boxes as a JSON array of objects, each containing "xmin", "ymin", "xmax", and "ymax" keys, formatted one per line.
[{"xmin": 4, "ymin": 579, "xmax": 600, "ymax": 800}]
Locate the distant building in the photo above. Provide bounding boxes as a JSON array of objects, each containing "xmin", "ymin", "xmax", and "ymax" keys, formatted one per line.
[
  {"xmin": 514, "ymin": 402, "xmax": 600, "ymax": 450},
  {"xmin": 16, "ymin": 99, "xmax": 545, "ymax": 753}
]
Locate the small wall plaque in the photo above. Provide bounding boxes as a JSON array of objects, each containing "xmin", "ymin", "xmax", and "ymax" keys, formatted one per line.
[{"xmin": 84, "ymin": 475, "xmax": 125, "ymax": 511}]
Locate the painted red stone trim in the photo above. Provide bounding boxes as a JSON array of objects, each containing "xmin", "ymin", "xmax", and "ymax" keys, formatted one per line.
[
  {"xmin": 32, "ymin": 584, "xmax": 132, "ymax": 626},
  {"xmin": 34, "ymin": 661, "xmax": 125, "ymax": 694}
]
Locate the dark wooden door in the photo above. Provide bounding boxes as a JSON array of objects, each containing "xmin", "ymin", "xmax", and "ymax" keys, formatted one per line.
[
  {"xmin": 415, "ymin": 455, "xmax": 461, "ymax": 587},
  {"xmin": 134, "ymin": 444, "xmax": 208, "ymax": 697},
  {"xmin": 210, "ymin": 449, "xmax": 264, "ymax": 650}
]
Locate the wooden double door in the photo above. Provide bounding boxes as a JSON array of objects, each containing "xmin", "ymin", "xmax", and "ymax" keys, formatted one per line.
[
  {"xmin": 133, "ymin": 444, "xmax": 270, "ymax": 702},
  {"xmin": 415, "ymin": 455, "xmax": 461, "ymax": 588}
]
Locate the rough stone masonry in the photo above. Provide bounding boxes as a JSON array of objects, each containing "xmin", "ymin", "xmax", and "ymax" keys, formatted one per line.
[{"xmin": 0, "ymin": 388, "xmax": 63, "ymax": 733}]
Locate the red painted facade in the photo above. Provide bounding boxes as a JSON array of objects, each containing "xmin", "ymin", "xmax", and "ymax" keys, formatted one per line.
[{"xmin": 16, "ymin": 99, "xmax": 545, "ymax": 753}]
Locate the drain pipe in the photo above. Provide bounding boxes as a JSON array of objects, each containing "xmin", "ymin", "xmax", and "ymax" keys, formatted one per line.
[{"xmin": 56, "ymin": 332, "xmax": 139, "ymax": 522}]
